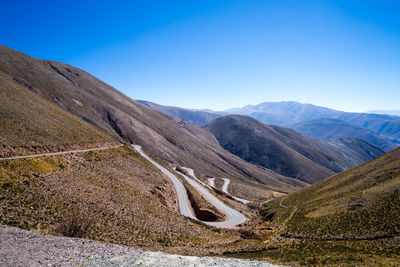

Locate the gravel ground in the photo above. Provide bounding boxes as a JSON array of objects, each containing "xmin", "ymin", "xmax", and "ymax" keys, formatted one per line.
[{"xmin": 0, "ymin": 225, "xmax": 280, "ymax": 267}]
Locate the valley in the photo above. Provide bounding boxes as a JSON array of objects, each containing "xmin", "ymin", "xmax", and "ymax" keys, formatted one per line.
[
  {"xmin": 1, "ymin": 44, "xmax": 399, "ymax": 266},
  {"xmin": 2, "ymin": 1, "xmax": 400, "ymax": 266}
]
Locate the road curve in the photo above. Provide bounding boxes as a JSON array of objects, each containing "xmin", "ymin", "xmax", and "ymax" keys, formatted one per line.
[
  {"xmin": 177, "ymin": 168, "xmax": 247, "ymax": 227},
  {"xmin": 131, "ymin": 145, "xmax": 246, "ymax": 227},
  {"xmin": 181, "ymin": 167, "xmax": 213, "ymax": 190},
  {"xmin": 0, "ymin": 145, "xmax": 124, "ymax": 160},
  {"xmin": 221, "ymin": 178, "xmax": 250, "ymax": 205},
  {"xmin": 131, "ymin": 145, "xmax": 196, "ymax": 219}
]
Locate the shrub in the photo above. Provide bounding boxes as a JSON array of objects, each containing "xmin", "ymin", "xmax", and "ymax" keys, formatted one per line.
[{"xmin": 56, "ymin": 210, "xmax": 91, "ymax": 238}]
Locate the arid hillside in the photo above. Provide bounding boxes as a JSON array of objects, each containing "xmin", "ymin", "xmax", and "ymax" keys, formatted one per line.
[
  {"xmin": 248, "ymin": 147, "xmax": 400, "ymax": 265},
  {"xmin": 0, "ymin": 71, "xmax": 118, "ymax": 157},
  {"xmin": 0, "ymin": 45, "xmax": 306, "ymax": 197}
]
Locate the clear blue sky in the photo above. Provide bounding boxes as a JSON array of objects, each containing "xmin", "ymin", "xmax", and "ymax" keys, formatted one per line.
[{"xmin": 1, "ymin": 0, "xmax": 399, "ymax": 112}]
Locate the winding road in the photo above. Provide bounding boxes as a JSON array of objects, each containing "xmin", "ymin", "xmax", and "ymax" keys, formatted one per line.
[
  {"xmin": 207, "ymin": 178, "xmax": 215, "ymax": 188},
  {"xmin": 131, "ymin": 145, "xmax": 196, "ymax": 219},
  {"xmin": 132, "ymin": 145, "xmax": 246, "ymax": 227},
  {"xmin": 221, "ymin": 178, "xmax": 250, "ymax": 204},
  {"xmin": 0, "ymin": 144, "xmax": 124, "ymax": 160},
  {"xmin": 177, "ymin": 167, "xmax": 247, "ymax": 227}
]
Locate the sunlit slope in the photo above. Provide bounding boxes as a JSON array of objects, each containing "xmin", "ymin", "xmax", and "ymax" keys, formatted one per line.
[
  {"xmin": 0, "ymin": 71, "xmax": 117, "ymax": 157},
  {"xmin": 261, "ymin": 146, "xmax": 400, "ymax": 240}
]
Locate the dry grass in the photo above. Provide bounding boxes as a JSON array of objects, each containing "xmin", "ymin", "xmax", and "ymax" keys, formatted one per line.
[
  {"xmin": 0, "ymin": 146, "xmax": 268, "ymax": 255},
  {"xmin": 247, "ymin": 147, "xmax": 400, "ymax": 265}
]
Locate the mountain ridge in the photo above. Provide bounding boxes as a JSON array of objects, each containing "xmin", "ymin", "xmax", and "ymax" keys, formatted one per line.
[
  {"xmin": 204, "ymin": 115, "xmax": 384, "ymax": 184},
  {"xmin": 227, "ymin": 101, "xmax": 400, "ymax": 146}
]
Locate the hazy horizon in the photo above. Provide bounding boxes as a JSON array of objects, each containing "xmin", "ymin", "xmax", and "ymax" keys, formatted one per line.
[{"xmin": 1, "ymin": 0, "xmax": 399, "ymax": 112}]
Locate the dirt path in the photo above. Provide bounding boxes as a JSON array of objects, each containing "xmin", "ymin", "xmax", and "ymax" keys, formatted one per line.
[
  {"xmin": 279, "ymin": 198, "xmax": 297, "ymax": 227},
  {"xmin": 0, "ymin": 144, "xmax": 123, "ymax": 160}
]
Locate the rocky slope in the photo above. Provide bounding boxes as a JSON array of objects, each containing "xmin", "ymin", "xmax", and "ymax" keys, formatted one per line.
[{"xmin": 0, "ymin": 225, "xmax": 279, "ymax": 267}]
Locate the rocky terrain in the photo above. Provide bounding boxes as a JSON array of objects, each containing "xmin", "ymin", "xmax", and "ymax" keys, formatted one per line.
[{"xmin": 0, "ymin": 225, "xmax": 279, "ymax": 267}]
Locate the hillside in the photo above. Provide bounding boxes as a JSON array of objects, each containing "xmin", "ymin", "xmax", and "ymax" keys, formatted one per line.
[
  {"xmin": 262, "ymin": 146, "xmax": 400, "ymax": 240},
  {"xmin": 227, "ymin": 147, "xmax": 400, "ymax": 265},
  {"xmin": 0, "ymin": 45, "xmax": 305, "ymax": 197},
  {"xmin": 137, "ymin": 100, "xmax": 222, "ymax": 126},
  {"xmin": 227, "ymin": 101, "xmax": 400, "ymax": 146},
  {"xmin": 0, "ymin": 70, "xmax": 118, "ymax": 157},
  {"xmin": 1, "ymin": 145, "xmax": 269, "ymax": 255},
  {"xmin": 204, "ymin": 115, "xmax": 384, "ymax": 184}
]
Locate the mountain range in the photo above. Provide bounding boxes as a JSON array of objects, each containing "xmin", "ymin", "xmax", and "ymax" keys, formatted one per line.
[
  {"xmin": 138, "ymin": 100, "xmax": 400, "ymax": 152},
  {"xmin": 367, "ymin": 109, "xmax": 400, "ymax": 116},
  {"xmin": 228, "ymin": 101, "xmax": 400, "ymax": 148},
  {"xmin": 204, "ymin": 115, "xmax": 384, "ymax": 184}
]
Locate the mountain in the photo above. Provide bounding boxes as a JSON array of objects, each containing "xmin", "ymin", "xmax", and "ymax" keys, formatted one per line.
[
  {"xmin": 367, "ymin": 109, "xmax": 400, "ymax": 117},
  {"xmin": 204, "ymin": 115, "xmax": 384, "ymax": 184},
  {"xmin": 227, "ymin": 101, "xmax": 400, "ymax": 147},
  {"xmin": 139, "ymin": 100, "xmax": 400, "ymax": 150},
  {"xmin": 137, "ymin": 100, "xmax": 222, "ymax": 126},
  {"xmin": 225, "ymin": 101, "xmax": 342, "ymax": 124},
  {"xmin": 0, "ymin": 45, "xmax": 306, "ymax": 197},
  {"xmin": 290, "ymin": 118, "xmax": 397, "ymax": 152}
]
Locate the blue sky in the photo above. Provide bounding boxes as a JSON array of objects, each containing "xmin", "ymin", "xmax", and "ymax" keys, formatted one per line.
[{"xmin": 1, "ymin": 0, "xmax": 399, "ymax": 112}]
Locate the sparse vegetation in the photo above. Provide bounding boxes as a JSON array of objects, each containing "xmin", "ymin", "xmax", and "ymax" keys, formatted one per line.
[
  {"xmin": 243, "ymin": 147, "xmax": 400, "ymax": 265},
  {"xmin": 0, "ymin": 146, "xmax": 266, "ymax": 255}
]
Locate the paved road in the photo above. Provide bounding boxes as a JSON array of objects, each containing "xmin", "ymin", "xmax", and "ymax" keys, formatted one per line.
[
  {"xmin": 182, "ymin": 167, "xmax": 213, "ymax": 190},
  {"xmin": 0, "ymin": 144, "xmax": 124, "ymax": 160},
  {"xmin": 177, "ymin": 167, "xmax": 247, "ymax": 227},
  {"xmin": 221, "ymin": 178, "xmax": 250, "ymax": 205},
  {"xmin": 132, "ymin": 145, "xmax": 246, "ymax": 227},
  {"xmin": 131, "ymin": 145, "xmax": 196, "ymax": 219}
]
